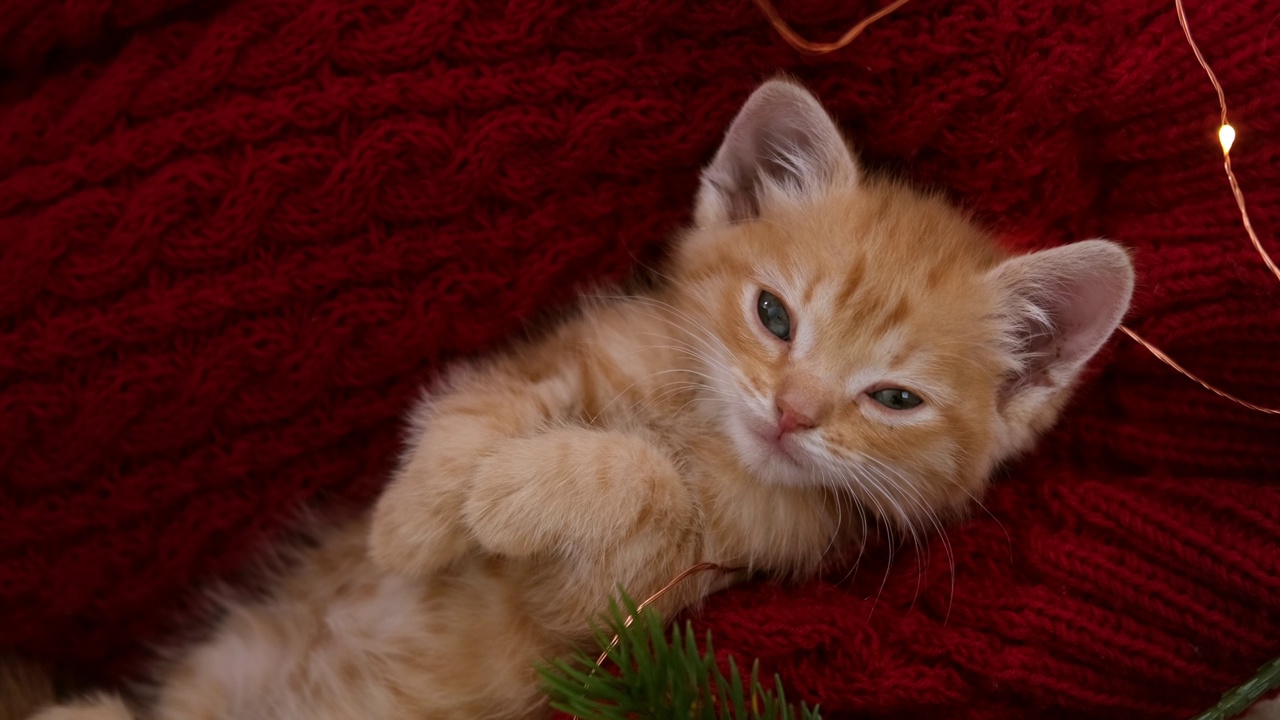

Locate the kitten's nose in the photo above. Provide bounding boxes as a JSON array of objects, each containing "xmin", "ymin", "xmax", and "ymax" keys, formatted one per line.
[
  {"xmin": 775, "ymin": 395, "xmax": 818, "ymax": 435},
  {"xmin": 774, "ymin": 379, "xmax": 831, "ymax": 436}
]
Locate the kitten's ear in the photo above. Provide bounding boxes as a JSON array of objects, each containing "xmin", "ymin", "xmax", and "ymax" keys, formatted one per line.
[
  {"xmin": 989, "ymin": 239, "xmax": 1134, "ymax": 441},
  {"xmin": 695, "ymin": 79, "xmax": 858, "ymax": 227}
]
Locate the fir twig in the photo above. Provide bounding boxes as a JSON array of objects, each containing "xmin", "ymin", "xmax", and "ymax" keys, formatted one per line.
[
  {"xmin": 1190, "ymin": 656, "xmax": 1280, "ymax": 720},
  {"xmin": 539, "ymin": 593, "xmax": 821, "ymax": 720},
  {"xmin": 540, "ymin": 594, "xmax": 1280, "ymax": 719}
]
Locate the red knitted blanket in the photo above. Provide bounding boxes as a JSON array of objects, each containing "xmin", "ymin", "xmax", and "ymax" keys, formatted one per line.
[{"xmin": 3, "ymin": 0, "xmax": 1279, "ymax": 717}]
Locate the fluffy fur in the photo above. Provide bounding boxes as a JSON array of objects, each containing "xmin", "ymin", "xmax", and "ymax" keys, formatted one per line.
[
  {"xmin": 24, "ymin": 79, "xmax": 1133, "ymax": 720},
  {"xmin": 0, "ymin": 654, "xmax": 55, "ymax": 720}
]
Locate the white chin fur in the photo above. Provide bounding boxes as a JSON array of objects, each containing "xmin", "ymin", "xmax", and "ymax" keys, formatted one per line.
[{"xmin": 724, "ymin": 411, "xmax": 816, "ymax": 486}]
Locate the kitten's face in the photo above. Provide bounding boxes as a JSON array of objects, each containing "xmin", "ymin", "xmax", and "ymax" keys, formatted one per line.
[
  {"xmin": 669, "ymin": 80, "xmax": 1133, "ymax": 527},
  {"xmin": 675, "ymin": 184, "xmax": 1010, "ymax": 523}
]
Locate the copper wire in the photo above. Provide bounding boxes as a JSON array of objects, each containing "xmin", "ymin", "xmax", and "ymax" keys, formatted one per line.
[
  {"xmin": 1114, "ymin": 0, "xmax": 1279, "ymax": 414},
  {"xmin": 567, "ymin": 562, "xmax": 734, "ymax": 719},
  {"xmin": 751, "ymin": 0, "xmax": 914, "ymax": 55},
  {"xmin": 1120, "ymin": 326, "xmax": 1278, "ymax": 414},
  {"xmin": 1172, "ymin": 0, "xmax": 1278, "ymax": 282},
  {"xmin": 593, "ymin": 562, "xmax": 732, "ymax": 667}
]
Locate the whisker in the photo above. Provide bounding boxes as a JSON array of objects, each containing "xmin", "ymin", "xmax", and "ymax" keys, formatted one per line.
[
  {"xmin": 811, "ymin": 453, "xmax": 897, "ymax": 616},
  {"xmin": 956, "ymin": 484, "xmax": 1012, "ymax": 565},
  {"xmin": 861, "ymin": 463, "xmax": 926, "ymax": 610},
  {"xmin": 588, "ymin": 368, "xmax": 701, "ymax": 422},
  {"xmin": 629, "ymin": 381, "xmax": 719, "ymax": 416},
  {"xmin": 862, "ymin": 455, "xmax": 957, "ymax": 622}
]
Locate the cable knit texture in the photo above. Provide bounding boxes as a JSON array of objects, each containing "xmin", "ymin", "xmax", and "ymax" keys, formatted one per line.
[{"xmin": 2, "ymin": 0, "xmax": 1278, "ymax": 717}]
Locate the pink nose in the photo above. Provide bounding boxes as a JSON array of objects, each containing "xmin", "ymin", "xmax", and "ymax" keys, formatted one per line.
[{"xmin": 775, "ymin": 396, "xmax": 817, "ymax": 435}]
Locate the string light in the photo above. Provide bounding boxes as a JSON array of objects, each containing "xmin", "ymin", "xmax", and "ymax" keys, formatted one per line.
[
  {"xmin": 1218, "ymin": 123, "xmax": 1235, "ymax": 154},
  {"xmin": 1113, "ymin": 0, "xmax": 1279, "ymax": 413},
  {"xmin": 753, "ymin": 0, "xmax": 1278, "ymax": 414}
]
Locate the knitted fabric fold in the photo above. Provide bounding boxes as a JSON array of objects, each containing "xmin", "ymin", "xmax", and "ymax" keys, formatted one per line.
[{"xmin": 2, "ymin": 0, "xmax": 1278, "ymax": 717}]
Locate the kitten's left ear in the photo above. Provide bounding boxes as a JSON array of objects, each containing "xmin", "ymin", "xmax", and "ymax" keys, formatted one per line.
[
  {"xmin": 695, "ymin": 79, "xmax": 858, "ymax": 227},
  {"xmin": 989, "ymin": 239, "xmax": 1135, "ymax": 444}
]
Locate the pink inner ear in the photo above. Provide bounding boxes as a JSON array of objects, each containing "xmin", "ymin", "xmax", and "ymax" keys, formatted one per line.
[
  {"xmin": 995, "ymin": 240, "xmax": 1135, "ymax": 387},
  {"xmin": 695, "ymin": 80, "xmax": 856, "ymax": 226},
  {"xmin": 1053, "ymin": 265, "xmax": 1131, "ymax": 364}
]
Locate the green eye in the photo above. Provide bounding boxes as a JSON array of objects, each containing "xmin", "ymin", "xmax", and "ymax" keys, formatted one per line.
[
  {"xmin": 869, "ymin": 388, "xmax": 923, "ymax": 410},
  {"xmin": 756, "ymin": 290, "xmax": 791, "ymax": 341}
]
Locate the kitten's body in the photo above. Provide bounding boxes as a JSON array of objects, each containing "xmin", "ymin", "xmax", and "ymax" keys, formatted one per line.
[
  {"xmin": 28, "ymin": 80, "xmax": 1133, "ymax": 720},
  {"xmin": 123, "ymin": 296, "xmax": 845, "ymax": 720}
]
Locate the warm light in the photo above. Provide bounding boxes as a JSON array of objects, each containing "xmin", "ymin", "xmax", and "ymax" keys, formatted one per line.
[{"xmin": 1219, "ymin": 123, "xmax": 1235, "ymax": 154}]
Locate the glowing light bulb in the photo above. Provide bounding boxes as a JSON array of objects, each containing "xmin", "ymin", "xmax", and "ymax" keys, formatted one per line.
[{"xmin": 1219, "ymin": 123, "xmax": 1235, "ymax": 154}]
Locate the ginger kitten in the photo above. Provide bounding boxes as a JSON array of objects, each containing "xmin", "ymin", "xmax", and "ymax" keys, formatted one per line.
[{"xmin": 27, "ymin": 79, "xmax": 1133, "ymax": 720}]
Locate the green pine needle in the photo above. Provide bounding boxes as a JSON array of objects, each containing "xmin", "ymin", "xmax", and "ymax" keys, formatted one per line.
[
  {"xmin": 538, "ymin": 593, "xmax": 1280, "ymax": 720},
  {"xmin": 539, "ymin": 594, "xmax": 821, "ymax": 720},
  {"xmin": 1190, "ymin": 656, "xmax": 1280, "ymax": 720}
]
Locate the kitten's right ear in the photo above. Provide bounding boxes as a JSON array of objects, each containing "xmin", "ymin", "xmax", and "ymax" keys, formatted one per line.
[
  {"xmin": 987, "ymin": 239, "xmax": 1135, "ymax": 456},
  {"xmin": 694, "ymin": 79, "xmax": 858, "ymax": 227}
]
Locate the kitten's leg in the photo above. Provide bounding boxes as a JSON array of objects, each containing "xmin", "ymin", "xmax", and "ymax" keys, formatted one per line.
[
  {"xmin": 368, "ymin": 366, "xmax": 583, "ymax": 577},
  {"xmin": 369, "ymin": 358, "xmax": 700, "ymax": 586},
  {"xmin": 462, "ymin": 425, "xmax": 707, "ymax": 625},
  {"xmin": 461, "ymin": 427, "xmax": 695, "ymax": 559}
]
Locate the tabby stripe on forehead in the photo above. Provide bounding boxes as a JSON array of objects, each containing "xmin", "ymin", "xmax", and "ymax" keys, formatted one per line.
[
  {"xmin": 872, "ymin": 296, "xmax": 912, "ymax": 336},
  {"xmin": 833, "ymin": 258, "xmax": 867, "ymax": 309},
  {"xmin": 847, "ymin": 291, "xmax": 888, "ymax": 330}
]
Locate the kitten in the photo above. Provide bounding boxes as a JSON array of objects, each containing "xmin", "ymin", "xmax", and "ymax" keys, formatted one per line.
[{"xmin": 26, "ymin": 78, "xmax": 1133, "ymax": 720}]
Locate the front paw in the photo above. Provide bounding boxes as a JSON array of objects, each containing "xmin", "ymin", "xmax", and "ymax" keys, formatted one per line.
[
  {"xmin": 367, "ymin": 430, "xmax": 478, "ymax": 577},
  {"xmin": 461, "ymin": 429, "xmax": 687, "ymax": 558},
  {"xmin": 367, "ymin": 487, "xmax": 471, "ymax": 578}
]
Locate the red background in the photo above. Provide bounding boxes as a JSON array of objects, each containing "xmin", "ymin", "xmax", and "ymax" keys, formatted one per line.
[{"xmin": 2, "ymin": 0, "xmax": 1279, "ymax": 717}]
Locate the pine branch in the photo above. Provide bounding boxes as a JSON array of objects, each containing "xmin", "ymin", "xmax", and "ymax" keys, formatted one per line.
[
  {"xmin": 1190, "ymin": 656, "xmax": 1280, "ymax": 720},
  {"xmin": 539, "ymin": 594, "xmax": 821, "ymax": 720},
  {"xmin": 539, "ymin": 593, "xmax": 1280, "ymax": 720}
]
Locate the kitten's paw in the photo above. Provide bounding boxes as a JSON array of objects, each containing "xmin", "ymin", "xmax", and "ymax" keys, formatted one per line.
[
  {"xmin": 463, "ymin": 429, "xmax": 686, "ymax": 557},
  {"xmin": 367, "ymin": 487, "xmax": 471, "ymax": 577}
]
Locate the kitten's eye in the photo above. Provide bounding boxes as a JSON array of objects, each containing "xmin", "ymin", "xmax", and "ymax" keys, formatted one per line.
[
  {"xmin": 869, "ymin": 388, "xmax": 923, "ymax": 410},
  {"xmin": 756, "ymin": 290, "xmax": 791, "ymax": 341}
]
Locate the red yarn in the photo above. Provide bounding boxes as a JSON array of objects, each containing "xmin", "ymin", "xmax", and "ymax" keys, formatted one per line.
[{"xmin": 2, "ymin": 0, "xmax": 1279, "ymax": 717}]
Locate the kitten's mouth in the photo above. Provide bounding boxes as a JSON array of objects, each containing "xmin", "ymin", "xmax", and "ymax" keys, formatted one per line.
[{"xmin": 755, "ymin": 426, "xmax": 802, "ymax": 464}]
